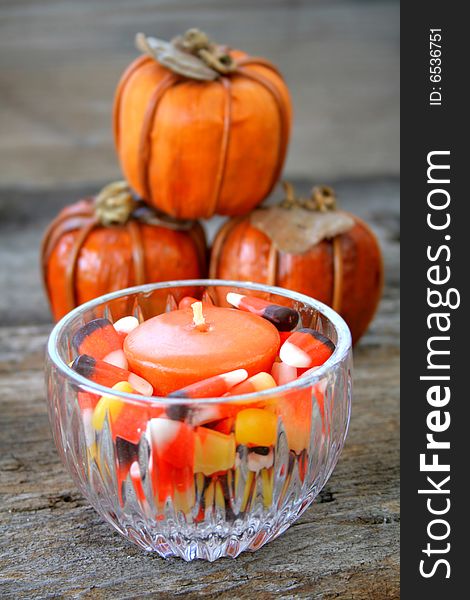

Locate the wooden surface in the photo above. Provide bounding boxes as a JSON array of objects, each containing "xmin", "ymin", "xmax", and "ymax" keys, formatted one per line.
[
  {"xmin": 0, "ymin": 178, "xmax": 399, "ymax": 599},
  {"xmin": 0, "ymin": 0, "xmax": 399, "ymax": 187}
]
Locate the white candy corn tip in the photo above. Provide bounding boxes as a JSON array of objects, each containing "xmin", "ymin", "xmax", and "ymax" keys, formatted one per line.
[
  {"xmin": 192, "ymin": 406, "xmax": 221, "ymax": 426},
  {"xmin": 128, "ymin": 373, "xmax": 153, "ymax": 397},
  {"xmin": 280, "ymin": 341, "xmax": 312, "ymax": 368},
  {"xmin": 222, "ymin": 368, "xmax": 248, "ymax": 387},
  {"xmin": 113, "ymin": 316, "xmax": 139, "ymax": 334},
  {"xmin": 226, "ymin": 292, "xmax": 244, "ymax": 308},
  {"xmin": 148, "ymin": 418, "xmax": 180, "ymax": 447},
  {"xmin": 103, "ymin": 349, "xmax": 128, "ymax": 370}
]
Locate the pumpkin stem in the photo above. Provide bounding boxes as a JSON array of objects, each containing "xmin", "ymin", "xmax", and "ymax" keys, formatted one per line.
[
  {"xmin": 307, "ymin": 185, "xmax": 337, "ymax": 212},
  {"xmin": 94, "ymin": 181, "xmax": 135, "ymax": 226},
  {"xmin": 281, "ymin": 181, "xmax": 297, "ymax": 206},
  {"xmin": 173, "ymin": 28, "xmax": 235, "ymax": 74},
  {"xmin": 94, "ymin": 181, "xmax": 200, "ymax": 230},
  {"xmin": 135, "ymin": 30, "xmax": 235, "ymax": 80},
  {"xmin": 176, "ymin": 28, "xmax": 211, "ymax": 53},
  {"xmin": 280, "ymin": 181, "xmax": 337, "ymax": 212}
]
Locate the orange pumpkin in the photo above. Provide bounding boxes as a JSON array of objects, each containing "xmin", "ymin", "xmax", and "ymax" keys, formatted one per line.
[
  {"xmin": 41, "ymin": 181, "xmax": 207, "ymax": 321},
  {"xmin": 210, "ymin": 184, "xmax": 383, "ymax": 344},
  {"xmin": 113, "ymin": 29, "xmax": 292, "ymax": 220}
]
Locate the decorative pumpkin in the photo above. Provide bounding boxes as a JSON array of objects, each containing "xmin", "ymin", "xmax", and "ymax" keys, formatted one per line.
[
  {"xmin": 41, "ymin": 181, "xmax": 207, "ymax": 321},
  {"xmin": 113, "ymin": 29, "xmax": 292, "ymax": 220},
  {"xmin": 210, "ymin": 184, "xmax": 383, "ymax": 344}
]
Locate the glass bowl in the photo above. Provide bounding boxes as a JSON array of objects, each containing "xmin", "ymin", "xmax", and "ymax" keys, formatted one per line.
[{"xmin": 45, "ymin": 280, "xmax": 352, "ymax": 561}]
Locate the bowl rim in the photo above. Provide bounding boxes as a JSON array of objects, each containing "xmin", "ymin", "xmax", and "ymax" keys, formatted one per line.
[{"xmin": 47, "ymin": 279, "xmax": 352, "ymax": 405}]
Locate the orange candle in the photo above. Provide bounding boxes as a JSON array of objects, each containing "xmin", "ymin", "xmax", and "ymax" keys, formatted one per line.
[{"xmin": 124, "ymin": 302, "xmax": 280, "ymax": 395}]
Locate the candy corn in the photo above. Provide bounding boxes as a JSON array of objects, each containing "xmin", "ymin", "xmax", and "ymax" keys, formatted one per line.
[
  {"xmin": 73, "ymin": 354, "xmax": 129, "ymax": 388},
  {"xmin": 194, "ymin": 427, "xmax": 236, "ymax": 475},
  {"xmin": 72, "ymin": 354, "xmax": 153, "ymax": 396},
  {"xmin": 147, "ymin": 418, "xmax": 195, "ymax": 470},
  {"xmin": 226, "ymin": 372, "xmax": 276, "ymax": 396},
  {"xmin": 226, "ymin": 292, "xmax": 299, "ymax": 332},
  {"xmin": 279, "ymin": 328, "xmax": 335, "ymax": 368},
  {"xmin": 92, "ymin": 382, "xmax": 128, "ymax": 430},
  {"xmin": 103, "ymin": 349, "xmax": 128, "ymax": 370},
  {"xmin": 235, "ymin": 408, "xmax": 277, "ymax": 447},
  {"xmin": 72, "ymin": 318, "xmax": 122, "ymax": 360},
  {"xmin": 247, "ymin": 447, "xmax": 274, "ymax": 472},
  {"xmin": 113, "ymin": 316, "xmax": 139, "ymax": 345},
  {"xmin": 127, "ymin": 373, "xmax": 153, "ymax": 397},
  {"xmin": 169, "ymin": 368, "xmax": 248, "ymax": 399},
  {"xmin": 113, "ymin": 316, "xmax": 139, "ymax": 336},
  {"xmin": 271, "ymin": 362, "xmax": 297, "ymax": 386},
  {"xmin": 92, "ymin": 382, "xmax": 149, "ymax": 444},
  {"xmin": 146, "ymin": 418, "xmax": 196, "ymax": 512},
  {"xmin": 165, "ymin": 403, "xmax": 240, "ymax": 428},
  {"xmin": 276, "ymin": 387, "xmax": 312, "ymax": 454}
]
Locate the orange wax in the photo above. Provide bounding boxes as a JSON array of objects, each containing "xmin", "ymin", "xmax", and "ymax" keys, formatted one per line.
[{"xmin": 124, "ymin": 305, "xmax": 280, "ymax": 395}]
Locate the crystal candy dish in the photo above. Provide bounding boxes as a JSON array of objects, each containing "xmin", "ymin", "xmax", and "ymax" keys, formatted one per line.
[{"xmin": 45, "ymin": 280, "xmax": 352, "ymax": 561}]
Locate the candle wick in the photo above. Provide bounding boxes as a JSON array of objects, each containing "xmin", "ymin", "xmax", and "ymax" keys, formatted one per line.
[{"xmin": 191, "ymin": 301, "xmax": 208, "ymax": 331}]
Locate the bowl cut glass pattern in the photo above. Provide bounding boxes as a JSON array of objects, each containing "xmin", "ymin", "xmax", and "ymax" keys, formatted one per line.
[{"xmin": 45, "ymin": 280, "xmax": 352, "ymax": 561}]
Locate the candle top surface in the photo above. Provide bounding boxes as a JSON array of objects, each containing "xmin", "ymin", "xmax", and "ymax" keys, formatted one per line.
[{"xmin": 123, "ymin": 305, "xmax": 280, "ymax": 393}]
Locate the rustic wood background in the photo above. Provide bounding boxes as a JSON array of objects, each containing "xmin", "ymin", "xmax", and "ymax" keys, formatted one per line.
[
  {"xmin": 0, "ymin": 0, "xmax": 399, "ymax": 187},
  {"xmin": 0, "ymin": 1, "xmax": 399, "ymax": 598}
]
